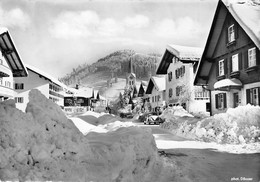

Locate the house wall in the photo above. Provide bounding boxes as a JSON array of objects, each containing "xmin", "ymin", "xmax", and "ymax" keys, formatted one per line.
[
  {"xmin": 166, "ymin": 58, "xmax": 209, "ymax": 113},
  {"xmin": 207, "ymin": 8, "xmax": 260, "ymax": 115},
  {"xmin": 0, "ymin": 54, "xmax": 14, "ymax": 99},
  {"xmin": 14, "ymin": 70, "xmax": 50, "ymax": 112},
  {"xmin": 149, "ymin": 86, "xmax": 165, "ymax": 111}
]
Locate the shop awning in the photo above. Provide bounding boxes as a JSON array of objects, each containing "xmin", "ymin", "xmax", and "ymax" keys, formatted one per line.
[{"xmin": 214, "ymin": 78, "xmax": 242, "ymax": 90}]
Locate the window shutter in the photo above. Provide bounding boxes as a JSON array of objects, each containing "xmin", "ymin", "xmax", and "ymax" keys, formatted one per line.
[
  {"xmin": 224, "ymin": 59, "xmax": 228, "ymax": 75},
  {"xmin": 244, "ymin": 50, "xmax": 248, "ymax": 68},
  {"xmin": 230, "ymin": 57, "xmax": 233, "ymax": 72},
  {"xmin": 246, "ymin": 89, "xmax": 250, "ymax": 104},
  {"xmin": 215, "ymin": 94, "xmax": 219, "ymax": 109},
  {"xmin": 216, "ymin": 61, "xmax": 219, "ymax": 77},
  {"xmin": 235, "ymin": 23, "xmax": 239, "ymax": 40},
  {"xmin": 238, "ymin": 52, "xmax": 242, "ymax": 70},
  {"xmin": 175, "ymin": 70, "xmax": 177, "ymax": 79},
  {"xmin": 258, "ymin": 87, "xmax": 260, "ymax": 106},
  {"xmin": 256, "ymin": 48, "xmax": 260, "ymax": 65},
  {"xmin": 226, "ymin": 25, "xmax": 229, "ymax": 44},
  {"xmin": 183, "ymin": 66, "xmax": 185, "ymax": 74},
  {"xmin": 223, "ymin": 93, "xmax": 227, "ymax": 108}
]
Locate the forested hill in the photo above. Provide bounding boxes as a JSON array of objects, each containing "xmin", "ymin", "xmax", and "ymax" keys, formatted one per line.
[{"xmin": 59, "ymin": 50, "xmax": 162, "ymax": 86}]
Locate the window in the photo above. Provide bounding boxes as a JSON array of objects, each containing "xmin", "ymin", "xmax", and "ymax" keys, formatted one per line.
[
  {"xmin": 228, "ymin": 24, "xmax": 235, "ymax": 43},
  {"xmin": 247, "ymin": 87, "xmax": 259, "ymax": 106},
  {"xmin": 248, "ymin": 47, "xmax": 256, "ymax": 67},
  {"xmin": 168, "ymin": 72, "xmax": 172, "ymax": 82},
  {"xmin": 176, "ymin": 86, "xmax": 182, "ymax": 96},
  {"xmin": 169, "ymin": 88, "xmax": 173, "ymax": 98},
  {"xmin": 231, "ymin": 54, "xmax": 239, "ymax": 72},
  {"xmin": 218, "ymin": 59, "xmax": 224, "ymax": 76},
  {"xmin": 0, "ymin": 78, "xmax": 2, "ymax": 85},
  {"xmin": 175, "ymin": 66, "xmax": 185, "ymax": 79},
  {"xmin": 5, "ymin": 81, "xmax": 11, "ymax": 88},
  {"xmin": 15, "ymin": 83, "xmax": 24, "ymax": 90},
  {"xmin": 15, "ymin": 97, "xmax": 24, "ymax": 103},
  {"xmin": 215, "ymin": 93, "xmax": 227, "ymax": 109}
]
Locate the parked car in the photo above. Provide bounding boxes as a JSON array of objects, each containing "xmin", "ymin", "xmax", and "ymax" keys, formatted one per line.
[
  {"xmin": 138, "ymin": 112, "xmax": 152, "ymax": 123},
  {"xmin": 120, "ymin": 112, "xmax": 133, "ymax": 118},
  {"xmin": 144, "ymin": 115, "xmax": 163, "ymax": 125}
]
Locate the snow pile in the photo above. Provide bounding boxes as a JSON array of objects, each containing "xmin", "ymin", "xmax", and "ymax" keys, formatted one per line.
[
  {"xmin": 78, "ymin": 113, "xmax": 121, "ymax": 126},
  {"xmin": 98, "ymin": 121, "xmax": 136, "ymax": 131},
  {"xmin": 70, "ymin": 117, "xmax": 108, "ymax": 134},
  {"xmin": 161, "ymin": 105, "xmax": 260, "ymax": 144},
  {"xmin": 80, "ymin": 110, "xmax": 102, "ymax": 117},
  {"xmin": 160, "ymin": 106, "xmax": 194, "ymax": 119},
  {"xmin": 0, "ymin": 89, "xmax": 158, "ymax": 181}
]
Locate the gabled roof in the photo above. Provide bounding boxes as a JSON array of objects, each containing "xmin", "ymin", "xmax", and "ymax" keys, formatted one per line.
[
  {"xmin": 157, "ymin": 44, "xmax": 202, "ymax": 74},
  {"xmin": 128, "ymin": 72, "xmax": 136, "ymax": 78},
  {"xmin": 167, "ymin": 44, "xmax": 203, "ymax": 61},
  {"xmin": 0, "ymin": 27, "xmax": 28, "ymax": 77},
  {"xmin": 228, "ymin": 1, "xmax": 260, "ymax": 49},
  {"xmin": 194, "ymin": 0, "xmax": 260, "ymax": 86},
  {"xmin": 145, "ymin": 75, "xmax": 166, "ymax": 94},
  {"xmin": 26, "ymin": 64, "xmax": 65, "ymax": 87}
]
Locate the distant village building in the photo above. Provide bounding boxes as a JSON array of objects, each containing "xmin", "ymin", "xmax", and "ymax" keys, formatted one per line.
[
  {"xmin": 145, "ymin": 75, "xmax": 166, "ymax": 112},
  {"xmin": 14, "ymin": 64, "xmax": 65, "ymax": 111},
  {"xmin": 64, "ymin": 86, "xmax": 107, "ymax": 114},
  {"xmin": 126, "ymin": 72, "xmax": 136, "ymax": 88},
  {"xmin": 64, "ymin": 86, "xmax": 93, "ymax": 113},
  {"xmin": 0, "ymin": 28, "xmax": 28, "ymax": 102},
  {"xmin": 194, "ymin": 0, "xmax": 260, "ymax": 115},
  {"xmin": 157, "ymin": 44, "xmax": 210, "ymax": 113}
]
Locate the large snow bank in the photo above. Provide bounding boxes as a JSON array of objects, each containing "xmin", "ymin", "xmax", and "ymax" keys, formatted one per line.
[
  {"xmin": 161, "ymin": 105, "xmax": 260, "ymax": 144},
  {"xmin": 0, "ymin": 89, "xmax": 158, "ymax": 181}
]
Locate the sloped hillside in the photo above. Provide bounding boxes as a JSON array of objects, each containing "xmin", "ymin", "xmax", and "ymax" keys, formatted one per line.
[{"xmin": 59, "ymin": 50, "xmax": 161, "ymax": 88}]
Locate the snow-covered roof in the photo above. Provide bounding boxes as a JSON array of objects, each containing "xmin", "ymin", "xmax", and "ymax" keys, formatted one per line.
[
  {"xmin": 157, "ymin": 44, "xmax": 202, "ymax": 75},
  {"xmin": 146, "ymin": 75, "xmax": 166, "ymax": 94},
  {"xmin": 26, "ymin": 64, "xmax": 65, "ymax": 88},
  {"xmin": 194, "ymin": 0, "xmax": 260, "ymax": 86},
  {"xmin": 0, "ymin": 27, "xmax": 28, "ymax": 77},
  {"xmin": 227, "ymin": 1, "xmax": 260, "ymax": 49},
  {"xmin": 65, "ymin": 87, "xmax": 93, "ymax": 98},
  {"xmin": 166, "ymin": 44, "xmax": 203, "ymax": 61},
  {"xmin": 141, "ymin": 81, "xmax": 148, "ymax": 86},
  {"xmin": 152, "ymin": 76, "xmax": 166, "ymax": 91},
  {"xmin": 128, "ymin": 72, "xmax": 136, "ymax": 78}
]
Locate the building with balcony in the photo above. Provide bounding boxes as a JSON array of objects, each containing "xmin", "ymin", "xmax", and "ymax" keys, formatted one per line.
[
  {"xmin": 194, "ymin": 0, "xmax": 260, "ymax": 115},
  {"xmin": 157, "ymin": 44, "xmax": 210, "ymax": 113},
  {"xmin": 14, "ymin": 64, "xmax": 65, "ymax": 111},
  {"xmin": 0, "ymin": 28, "xmax": 28, "ymax": 101}
]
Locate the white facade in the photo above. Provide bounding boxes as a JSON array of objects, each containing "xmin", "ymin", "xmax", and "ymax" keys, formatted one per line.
[
  {"xmin": 166, "ymin": 60, "xmax": 209, "ymax": 113},
  {"xmin": 168, "ymin": 61, "xmax": 208, "ymax": 112},
  {"xmin": 149, "ymin": 86, "xmax": 166, "ymax": 112},
  {"xmin": 0, "ymin": 28, "xmax": 28, "ymax": 101},
  {"xmin": 14, "ymin": 67, "xmax": 65, "ymax": 112},
  {"xmin": 146, "ymin": 76, "xmax": 166, "ymax": 112},
  {"xmin": 0, "ymin": 54, "xmax": 14, "ymax": 100},
  {"xmin": 211, "ymin": 82, "xmax": 260, "ymax": 115},
  {"xmin": 157, "ymin": 45, "xmax": 209, "ymax": 114}
]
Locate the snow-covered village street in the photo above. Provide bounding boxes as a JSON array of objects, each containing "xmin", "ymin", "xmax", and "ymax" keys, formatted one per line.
[{"xmin": 0, "ymin": 0, "xmax": 260, "ymax": 181}]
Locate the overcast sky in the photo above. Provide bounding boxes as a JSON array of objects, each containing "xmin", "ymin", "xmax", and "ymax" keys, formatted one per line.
[{"xmin": 0, "ymin": 0, "xmax": 218, "ymax": 78}]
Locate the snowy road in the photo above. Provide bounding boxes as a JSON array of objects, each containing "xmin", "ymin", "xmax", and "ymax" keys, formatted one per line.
[{"xmin": 136, "ymin": 122, "xmax": 260, "ymax": 182}]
